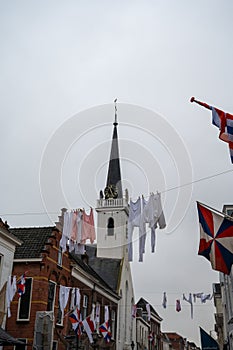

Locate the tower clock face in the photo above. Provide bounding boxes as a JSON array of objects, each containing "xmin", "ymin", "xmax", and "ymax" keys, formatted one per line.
[{"xmin": 104, "ymin": 184, "xmax": 118, "ymax": 199}]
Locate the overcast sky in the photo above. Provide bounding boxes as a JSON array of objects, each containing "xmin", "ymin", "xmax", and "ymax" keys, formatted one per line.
[{"xmin": 1, "ymin": 0, "xmax": 233, "ymax": 345}]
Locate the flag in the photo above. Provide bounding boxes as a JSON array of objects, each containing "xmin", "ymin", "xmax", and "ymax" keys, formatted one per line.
[
  {"xmin": 99, "ymin": 320, "xmax": 111, "ymax": 343},
  {"xmin": 82, "ymin": 315, "xmax": 96, "ymax": 343},
  {"xmin": 190, "ymin": 97, "xmax": 233, "ymax": 163},
  {"xmin": 17, "ymin": 274, "xmax": 26, "ymax": 298},
  {"xmin": 69, "ymin": 308, "xmax": 82, "ymax": 337},
  {"xmin": 197, "ymin": 202, "xmax": 233, "ymax": 274},
  {"xmin": 200, "ymin": 327, "xmax": 219, "ymax": 350}
]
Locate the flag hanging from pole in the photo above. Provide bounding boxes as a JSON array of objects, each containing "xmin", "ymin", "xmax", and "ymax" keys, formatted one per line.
[
  {"xmin": 99, "ymin": 320, "xmax": 112, "ymax": 343},
  {"xmin": 197, "ymin": 202, "xmax": 233, "ymax": 275},
  {"xmin": 69, "ymin": 308, "xmax": 83, "ymax": 337},
  {"xmin": 190, "ymin": 97, "xmax": 233, "ymax": 163}
]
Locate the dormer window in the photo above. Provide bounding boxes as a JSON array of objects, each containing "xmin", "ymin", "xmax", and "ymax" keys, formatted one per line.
[{"xmin": 107, "ymin": 217, "xmax": 114, "ymax": 236}]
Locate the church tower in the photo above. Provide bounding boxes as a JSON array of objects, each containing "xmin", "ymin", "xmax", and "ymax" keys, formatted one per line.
[{"xmin": 96, "ymin": 101, "xmax": 129, "ymax": 259}]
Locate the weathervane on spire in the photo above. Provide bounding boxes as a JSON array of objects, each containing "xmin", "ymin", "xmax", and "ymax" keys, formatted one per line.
[{"xmin": 114, "ymin": 98, "xmax": 118, "ymax": 126}]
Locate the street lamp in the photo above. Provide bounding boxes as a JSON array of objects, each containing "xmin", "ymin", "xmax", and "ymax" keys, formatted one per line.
[{"xmin": 131, "ymin": 340, "xmax": 135, "ymax": 349}]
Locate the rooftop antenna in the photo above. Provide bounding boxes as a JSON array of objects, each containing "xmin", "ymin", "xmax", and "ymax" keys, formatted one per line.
[{"xmin": 114, "ymin": 98, "xmax": 118, "ymax": 126}]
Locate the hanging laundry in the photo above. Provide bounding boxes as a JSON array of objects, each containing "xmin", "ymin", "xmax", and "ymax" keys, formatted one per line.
[
  {"xmin": 201, "ymin": 294, "xmax": 213, "ymax": 303},
  {"xmin": 146, "ymin": 303, "xmax": 151, "ymax": 321},
  {"xmin": 142, "ymin": 192, "xmax": 166, "ymax": 255},
  {"xmin": 70, "ymin": 288, "xmax": 81, "ymax": 310},
  {"xmin": 104, "ymin": 306, "xmax": 109, "ymax": 322},
  {"xmin": 95, "ymin": 304, "xmax": 100, "ymax": 324},
  {"xmin": 183, "ymin": 293, "xmax": 193, "ymax": 319},
  {"xmin": 6, "ymin": 276, "xmax": 17, "ymax": 317},
  {"xmin": 60, "ymin": 211, "xmax": 72, "ymax": 252},
  {"xmin": 193, "ymin": 293, "xmax": 212, "ymax": 303},
  {"xmin": 139, "ymin": 197, "xmax": 147, "ymax": 262},
  {"xmin": 128, "ymin": 197, "xmax": 142, "ymax": 262},
  {"xmin": 176, "ymin": 299, "xmax": 181, "ymax": 312},
  {"xmin": 131, "ymin": 304, "xmax": 137, "ymax": 319},
  {"xmin": 162, "ymin": 292, "xmax": 167, "ymax": 308},
  {"xmin": 59, "ymin": 286, "xmax": 70, "ymax": 319},
  {"xmin": 81, "ymin": 208, "xmax": 96, "ymax": 244}
]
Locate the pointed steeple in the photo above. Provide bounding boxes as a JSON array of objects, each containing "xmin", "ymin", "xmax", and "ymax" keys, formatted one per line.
[{"xmin": 105, "ymin": 99, "xmax": 123, "ymax": 198}]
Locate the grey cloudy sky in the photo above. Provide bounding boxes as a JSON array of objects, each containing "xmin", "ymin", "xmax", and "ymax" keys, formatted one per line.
[{"xmin": 1, "ymin": 0, "xmax": 233, "ymax": 345}]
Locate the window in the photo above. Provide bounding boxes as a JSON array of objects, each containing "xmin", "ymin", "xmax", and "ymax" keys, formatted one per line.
[
  {"xmin": 107, "ymin": 217, "xmax": 114, "ymax": 236},
  {"xmin": 52, "ymin": 341, "xmax": 58, "ymax": 350},
  {"xmin": 57, "ymin": 247, "xmax": 63, "ymax": 266},
  {"xmin": 14, "ymin": 338, "xmax": 27, "ymax": 350},
  {"xmin": 82, "ymin": 295, "xmax": 88, "ymax": 319},
  {"xmin": 17, "ymin": 278, "xmax": 32, "ymax": 321},
  {"xmin": 47, "ymin": 281, "xmax": 56, "ymax": 312},
  {"xmin": 111, "ymin": 309, "xmax": 116, "ymax": 340},
  {"xmin": 56, "ymin": 305, "xmax": 63, "ymax": 326}
]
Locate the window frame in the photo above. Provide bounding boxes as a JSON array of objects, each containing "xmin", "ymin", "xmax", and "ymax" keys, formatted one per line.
[
  {"xmin": 57, "ymin": 246, "xmax": 63, "ymax": 267},
  {"xmin": 82, "ymin": 294, "xmax": 88, "ymax": 319},
  {"xmin": 111, "ymin": 309, "xmax": 116, "ymax": 340},
  {"xmin": 17, "ymin": 278, "xmax": 33, "ymax": 321},
  {"xmin": 47, "ymin": 280, "xmax": 57, "ymax": 312}
]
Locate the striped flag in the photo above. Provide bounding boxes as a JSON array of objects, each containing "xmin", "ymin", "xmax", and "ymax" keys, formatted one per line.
[
  {"xmin": 69, "ymin": 308, "xmax": 82, "ymax": 337},
  {"xmin": 82, "ymin": 315, "xmax": 96, "ymax": 343}
]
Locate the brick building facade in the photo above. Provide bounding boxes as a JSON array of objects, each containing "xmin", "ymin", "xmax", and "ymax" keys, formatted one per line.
[{"xmin": 5, "ymin": 226, "xmax": 119, "ymax": 350}]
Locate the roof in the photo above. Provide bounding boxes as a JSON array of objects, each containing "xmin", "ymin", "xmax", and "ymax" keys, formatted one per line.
[
  {"xmin": 106, "ymin": 123, "xmax": 123, "ymax": 198},
  {"xmin": 9, "ymin": 226, "xmax": 56, "ymax": 259},
  {"xmin": 70, "ymin": 251, "xmax": 119, "ymax": 298},
  {"xmin": 0, "ymin": 327, "xmax": 25, "ymax": 345},
  {"xmin": 165, "ymin": 333, "xmax": 185, "ymax": 341},
  {"xmin": 136, "ymin": 297, "xmax": 162, "ymax": 321},
  {"xmin": 85, "ymin": 245, "xmax": 122, "ymax": 293}
]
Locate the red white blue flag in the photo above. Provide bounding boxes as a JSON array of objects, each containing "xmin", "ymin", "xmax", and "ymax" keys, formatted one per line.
[
  {"xmin": 17, "ymin": 274, "xmax": 26, "ymax": 297},
  {"xmin": 69, "ymin": 308, "xmax": 82, "ymax": 337},
  {"xmin": 99, "ymin": 320, "xmax": 111, "ymax": 343},
  {"xmin": 82, "ymin": 315, "xmax": 96, "ymax": 343},
  {"xmin": 197, "ymin": 202, "xmax": 233, "ymax": 274},
  {"xmin": 190, "ymin": 97, "xmax": 233, "ymax": 163}
]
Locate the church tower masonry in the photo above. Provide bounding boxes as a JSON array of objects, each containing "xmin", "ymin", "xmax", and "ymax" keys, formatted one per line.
[{"xmin": 96, "ymin": 105, "xmax": 129, "ymax": 260}]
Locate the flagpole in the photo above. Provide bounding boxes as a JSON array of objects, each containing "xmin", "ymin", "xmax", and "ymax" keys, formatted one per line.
[
  {"xmin": 197, "ymin": 201, "xmax": 233, "ymax": 221},
  {"xmin": 190, "ymin": 97, "xmax": 212, "ymax": 110}
]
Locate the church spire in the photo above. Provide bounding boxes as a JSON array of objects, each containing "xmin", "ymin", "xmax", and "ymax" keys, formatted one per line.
[{"xmin": 105, "ymin": 99, "xmax": 123, "ymax": 199}]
